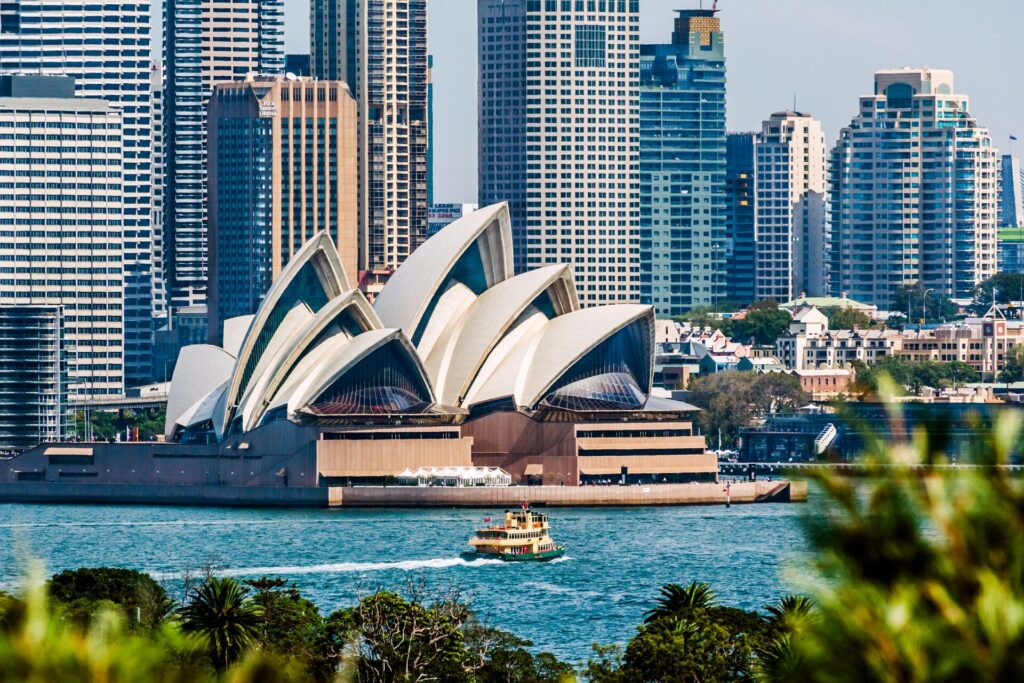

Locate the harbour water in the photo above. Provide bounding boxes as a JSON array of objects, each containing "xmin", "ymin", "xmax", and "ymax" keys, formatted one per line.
[{"xmin": 0, "ymin": 500, "xmax": 815, "ymax": 661}]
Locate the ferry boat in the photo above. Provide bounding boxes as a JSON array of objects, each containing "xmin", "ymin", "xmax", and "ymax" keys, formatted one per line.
[{"xmin": 462, "ymin": 503, "xmax": 565, "ymax": 562}]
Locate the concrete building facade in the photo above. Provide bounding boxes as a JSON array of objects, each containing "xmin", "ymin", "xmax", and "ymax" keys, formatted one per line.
[
  {"xmin": 639, "ymin": 9, "xmax": 726, "ymax": 316},
  {"xmin": 829, "ymin": 68, "xmax": 999, "ymax": 307},
  {"xmin": 478, "ymin": 0, "xmax": 639, "ymax": 306},
  {"xmin": 0, "ymin": 93, "xmax": 125, "ymax": 398},
  {"xmin": 755, "ymin": 112, "xmax": 827, "ymax": 301},
  {"xmin": 0, "ymin": 1, "xmax": 154, "ymax": 386},
  {"xmin": 726, "ymin": 132, "xmax": 756, "ymax": 305},
  {"xmin": 207, "ymin": 76, "xmax": 358, "ymax": 341},
  {"xmin": 163, "ymin": 0, "xmax": 284, "ymax": 310}
]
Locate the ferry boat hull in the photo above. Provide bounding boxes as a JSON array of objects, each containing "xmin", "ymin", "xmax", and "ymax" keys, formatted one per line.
[{"xmin": 461, "ymin": 547, "xmax": 566, "ymax": 563}]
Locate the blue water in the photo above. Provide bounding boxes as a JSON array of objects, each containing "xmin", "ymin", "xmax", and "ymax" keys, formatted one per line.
[{"xmin": 0, "ymin": 501, "xmax": 814, "ymax": 661}]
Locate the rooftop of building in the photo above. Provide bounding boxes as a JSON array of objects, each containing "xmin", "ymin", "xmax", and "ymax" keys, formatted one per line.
[
  {"xmin": 0, "ymin": 97, "xmax": 113, "ymax": 113},
  {"xmin": 999, "ymin": 228, "xmax": 1024, "ymax": 242}
]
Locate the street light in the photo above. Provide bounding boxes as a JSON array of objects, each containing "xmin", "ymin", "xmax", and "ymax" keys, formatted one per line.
[{"xmin": 922, "ymin": 288, "xmax": 934, "ymax": 330}]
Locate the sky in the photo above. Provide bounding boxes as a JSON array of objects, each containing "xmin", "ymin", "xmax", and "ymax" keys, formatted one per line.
[{"xmin": 282, "ymin": 0, "xmax": 1024, "ymax": 202}]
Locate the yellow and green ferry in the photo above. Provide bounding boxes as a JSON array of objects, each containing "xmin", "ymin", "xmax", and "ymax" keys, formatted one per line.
[{"xmin": 462, "ymin": 503, "xmax": 565, "ymax": 562}]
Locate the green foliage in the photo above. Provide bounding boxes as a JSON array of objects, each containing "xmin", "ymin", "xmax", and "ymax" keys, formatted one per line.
[
  {"xmin": 975, "ymin": 272, "xmax": 1024, "ymax": 304},
  {"xmin": 997, "ymin": 345, "xmax": 1024, "ymax": 383},
  {"xmin": 892, "ymin": 283, "xmax": 959, "ymax": 324},
  {"xmin": 720, "ymin": 303, "xmax": 792, "ymax": 345},
  {"xmin": 853, "ymin": 357, "xmax": 980, "ymax": 395},
  {"xmin": 0, "ymin": 572, "xmax": 300, "ymax": 683},
  {"xmin": 687, "ymin": 371, "xmax": 807, "ymax": 446},
  {"xmin": 178, "ymin": 577, "xmax": 264, "ymax": 672},
  {"xmin": 74, "ymin": 408, "xmax": 166, "ymax": 442},
  {"xmin": 772, "ymin": 403, "xmax": 1024, "ymax": 681},
  {"xmin": 645, "ymin": 581, "xmax": 717, "ymax": 623},
  {"xmin": 48, "ymin": 567, "xmax": 173, "ymax": 630},
  {"xmin": 466, "ymin": 624, "xmax": 575, "ymax": 683},
  {"xmin": 827, "ymin": 307, "xmax": 873, "ymax": 330},
  {"xmin": 590, "ymin": 582, "xmax": 770, "ymax": 682}
]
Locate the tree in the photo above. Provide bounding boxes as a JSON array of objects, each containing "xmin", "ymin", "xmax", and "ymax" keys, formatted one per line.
[
  {"xmin": 998, "ymin": 346, "xmax": 1024, "ymax": 383},
  {"xmin": 48, "ymin": 567, "xmax": 173, "ymax": 629},
  {"xmin": 686, "ymin": 372, "xmax": 755, "ymax": 446},
  {"xmin": 464, "ymin": 623, "xmax": 575, "ymax": 683},
  {"xmin": 347, "ymin": 585, "xmax": 476, "ymax": 682},
  {"xmin": 644, "ymin": 581, "xmax": 717, "ymax": 623},
  {"xmin": 243, "ymin": 577, "xmax": 334, "ymax": 681},
  {"xmin": 750, "ymin": 372, "xmax": 806, "ymax": 414},
  {"xmin": 769, "ymin": 401, "xmax": 1024, "ymax": 681},
  {"xmin": 853, "ymin": 357, "xmax": 980, "ymax": 396},
  {"xmin": 590, "ymin": 583, "xmax": 770, "ymax": 682},
  {"xmin": 687, "ymin": 371, "xmax": 807, "ymax": 446},
  {"xmin": 178, "ymin": 577, "xmax": 264, "ymax": 672},
  {"xmin": 974, "ymin": 272, "xmax": 1024, "ymax": 305},
  {"xmin": 892, "ymin": 283, "xmax": 959, "ymax": 325},
  {"xmin": 727, "ymin": 304, "xmax": 792, "ymax": 345},
  {"xmin": 827, "ymin": 307, "xmax": 872, "ymax": 330}
]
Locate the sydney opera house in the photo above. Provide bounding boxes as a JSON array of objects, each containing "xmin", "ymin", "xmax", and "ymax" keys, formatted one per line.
[{"xmin": 0, "ymin": 204, "xmax": 714, "ymax": 496}]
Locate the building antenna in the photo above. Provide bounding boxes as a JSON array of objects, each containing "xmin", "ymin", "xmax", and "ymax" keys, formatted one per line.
[{"xmin": 793, "ymin": 92, "xmax": 797, "ymax": 113}]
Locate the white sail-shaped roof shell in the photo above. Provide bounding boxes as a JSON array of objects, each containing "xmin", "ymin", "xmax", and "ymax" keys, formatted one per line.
[
  {"xmin": 373, "ymin": 202, "xmax": 513, "ymax": 360},
  {"xmin": 265, "ymin": 328, "xmax": 435, "ymax": 419},
  {"xmin": 221, "ymin": 232, "xmax": 348, "ymax": 434},
  {"xmin": 465, "ymin": 304, "xmax": 655, "ymax": 410},
  {"xmin": 238, "ymin": 290, "xmax": 381, "ymax": 431},
  {"xmin": 424, "ymin": 265, "xmax": 578, "ymax": 407},
  {"xmin": 164, "ymin": 344, "xmax": 236, "ymax": 438}
]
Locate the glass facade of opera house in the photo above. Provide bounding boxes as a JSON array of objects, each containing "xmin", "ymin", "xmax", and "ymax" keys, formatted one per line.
[{"xmin": 0, "ymin": 205, "xmax": 715, "ymax": 489}]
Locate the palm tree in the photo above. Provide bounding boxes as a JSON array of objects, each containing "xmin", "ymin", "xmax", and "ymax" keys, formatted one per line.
[
  {"xmin": 178, "ymin": 576, "xmax": 264, "ymax": 671},
  {"xmin": 764, "ymin": 595, "xmax": 813, "ymax": 630},
  {"xmin": 644, "ymin": 581, "xmax": 718, "ymax": 623}
]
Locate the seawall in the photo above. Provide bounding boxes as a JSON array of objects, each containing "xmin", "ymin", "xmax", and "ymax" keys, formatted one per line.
[
  {"xmin": 0, "ymin": 480, "xmax": 807, "ymax": 508},
  {"xmin": 329, "ymin": 480, "xmax": 806, "ymax": 507}
]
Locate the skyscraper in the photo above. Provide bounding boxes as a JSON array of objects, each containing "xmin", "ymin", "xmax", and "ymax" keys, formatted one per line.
[
  {"xmin": 725, "ymin": 132, "xmax": 756, "ymax": 305},
  {"xmin": 0, "ymin": 0, "xmax": 153, "ymax": 387},
  {"xmin": 639, "ymin": 9, "xmax": 726, "ymax": 316},
  {"xmin": 755, "ymin": 112, "xmax": 827, "ymax": 301},
  {"xmin": 0, "ymin": 81, "xmax": 125, "ymax": 398},
  {"xmin": 163, "ymin": 0, "xmax": 284, "ymax": 309},
  {"xmin": 310, "ymin": 0, "xmax": 429, "ymax": 274},
  {"xmin": 829, "ymin": 69, "xmax": 999, "ymax": 306},
  {"xmin": 207, "ymin": 76, "xmax": 359, "ymax": 339},
  {"xmin": 1000, "ymin": 154, "xmax": 1024, "ymax": 227},
  {"xmin": 479, "ymin": 0, "xmax": 639, "ymax": 306}
]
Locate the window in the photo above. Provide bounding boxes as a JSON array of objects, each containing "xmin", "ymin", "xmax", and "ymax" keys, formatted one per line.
[{"xmin": 575, "ymin": 25, "xmax": 606, "ymax": 67}]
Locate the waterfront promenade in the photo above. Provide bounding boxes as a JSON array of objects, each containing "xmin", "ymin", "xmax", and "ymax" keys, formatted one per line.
[{"xmin": 0, "ymin": 479, "xmax": 806, "ymax": 507}]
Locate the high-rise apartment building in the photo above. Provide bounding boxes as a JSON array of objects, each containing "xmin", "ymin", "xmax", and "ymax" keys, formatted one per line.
[
  {"xmin": 755, "ymin": 111, "xmax": 827, "ymax": 301},
  {"xmin": 163, "ymin": 0, "xmax": 284, "ymax": 309},
  {"xmin": 0, "ymin": 0, "xmax": 153, "ymax": 387},
  {"xmin": 0, "ymin": 85, "xmax": 125, "ymax": 398},
  {"xmin": 1000, "ymin": 154, "xmax": 1024, "ymax": 227},
  {"xmin": 311, "ymin": 0, "xmax": 429, "ymax": 273},
  {"xmin": 639, "ymin": 10, "xmax": 726, "ymax": 316},
  {"xmin": 726, "ymin": 132, "xmax": 756, "ymax": 305},
  {"xmin": 310, "ymin": 0, "xmax": 355, "ymax": 85},
  {"xmin": 0, "ymin": 306, "xmax": 68, "ymax": 453},
  {"xmin": 150, "ymin": 62, "xmax": 167, "ymax": 322},
  {"xmin": 479, "ymin": 0, "xmax": 639, "ymax": 306},
  {"xmin": 829, "ymin": 69, "xmax": 999, "ymax": 307},
  {"xmin": 207, "ymin": 76, "xmax": 358, "ymax": 340}
]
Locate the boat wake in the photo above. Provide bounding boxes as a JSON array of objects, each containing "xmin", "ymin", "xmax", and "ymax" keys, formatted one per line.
[{"xmin": 153, "ymin": 556, "xmax": 508, "ymax": 580}]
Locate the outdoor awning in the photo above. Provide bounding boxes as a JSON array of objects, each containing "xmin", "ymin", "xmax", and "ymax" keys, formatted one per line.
[
  {"xmin": 44, "ymin": 447, "xmax": 93, "ymax": 457},
  {"xmin": 523, "ymin": 464, "xmax": 544, "ymax": 476}
]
